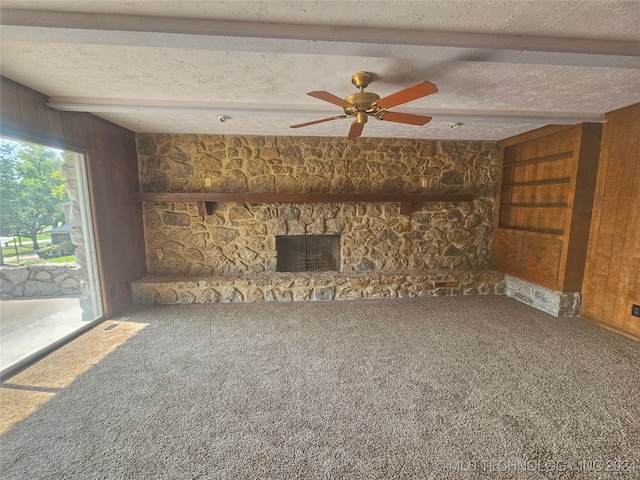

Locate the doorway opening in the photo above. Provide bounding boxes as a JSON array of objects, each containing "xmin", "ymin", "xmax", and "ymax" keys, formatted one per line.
[{"xmin": 0, "ymin": 139, "xmax": 103, "ymax": 377}]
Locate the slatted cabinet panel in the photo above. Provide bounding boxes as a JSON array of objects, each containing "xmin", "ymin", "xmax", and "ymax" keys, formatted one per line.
[{"xmin": 492, "ymin": 123, "xmax": 602, "ymax": 291}]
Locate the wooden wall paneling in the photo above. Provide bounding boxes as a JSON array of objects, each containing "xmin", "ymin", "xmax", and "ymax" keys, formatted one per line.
[
  {"xmin": 600, "ymin": 126, "xmax": 633, "ymax": 324},
  {"xmin": 87, "ymin": 120, "xmax": 146, "ymax": 315},
  {"xmin": 620, "ymin": 144, "xmax": 640, "ymax": 335},
  {"xmin": 16, "ymin": 87, "xmax": 40, "ymax": 132},
  {"xmin": 46, "ymin": 108, "xmax": 65, "ymax": 139},
  {"xmin": 35, "ymin": 96, "xmax": 54, "ymax": 134},
  {"xmin": 629, "ymin": 137, "xmax": 640, "ymax": 337},
  {"xmin": 581, "ymin": 103, "xmax": 640, "ymax": 339},
  {"xmin": 61, "ymin": 111, "xmax": 91, "ymax": 146},
  {"xmin": 630, "ymin": 221, "xmax": 640, "ymax": 336},
  {"xmin": 84, "ymin": 118, "xmax": 146, "ymax": 316},
  {"xmin": 598, "ymin": 117, "xmax": 629, "ymax": 325},
  {"xmin": 0, "ymin": 82, "xmax": 21, "ymax": 127},
  {"xmin": 612, "ymin": 112, "xmax": 639, "ymax": 333}
]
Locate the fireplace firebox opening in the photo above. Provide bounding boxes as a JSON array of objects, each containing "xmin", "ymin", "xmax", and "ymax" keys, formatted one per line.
[{"xmin": 276, "ymin": 235, "xmax": 341, "ymax": 273}]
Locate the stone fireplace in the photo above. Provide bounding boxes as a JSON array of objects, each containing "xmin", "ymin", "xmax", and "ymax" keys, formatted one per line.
[{"xmin": 132, "ymin": 134, "xmax": 505, "ymax": 303}]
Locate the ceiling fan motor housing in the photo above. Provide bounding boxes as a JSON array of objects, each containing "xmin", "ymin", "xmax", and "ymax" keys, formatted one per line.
[{"xmin": 344, "ymin": 92, "xmax": 381, "ymax": 122}]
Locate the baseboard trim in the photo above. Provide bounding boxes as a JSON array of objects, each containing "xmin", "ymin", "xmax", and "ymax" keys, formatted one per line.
[{"xmin": 578, "ymin": 314, "xmax": 640, "ymax": 342}]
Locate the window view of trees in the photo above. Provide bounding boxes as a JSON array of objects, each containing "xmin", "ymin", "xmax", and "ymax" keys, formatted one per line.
[{"xmin": 0, "ymin": 139, "xmax": 71, "ymax": 265}]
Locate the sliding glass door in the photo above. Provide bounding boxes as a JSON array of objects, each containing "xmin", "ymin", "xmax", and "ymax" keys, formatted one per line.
[{"xmin": 0, "ymin": 139, "xmax": 103, "ymax": 376}]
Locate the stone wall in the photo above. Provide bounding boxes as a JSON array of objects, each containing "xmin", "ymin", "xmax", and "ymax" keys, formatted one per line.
[
  {"xmin": 0, "ymin": 263, "xmax": 82, "ymax": 298},
  {"xmin": 137, "ymin": 135, "xmax": 500, "ymax": 277},
  {"xmin": 505, "ymin": 274, "xmax": 581, "ymax": 317}
]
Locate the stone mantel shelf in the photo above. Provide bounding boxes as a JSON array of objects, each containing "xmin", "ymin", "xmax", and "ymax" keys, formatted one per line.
[{"xmin": 131, "ymin": 192, "xmax": 474, "ymax": 216}]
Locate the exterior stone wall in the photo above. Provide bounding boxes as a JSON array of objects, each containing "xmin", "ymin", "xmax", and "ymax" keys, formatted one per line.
[
  {"xmin": 137, "ymin": 135, "xmax": 500, "ymax": 277},
  {"xmin": 0, "ymin": 263, "xmax": 82, "ymax": 298},
  {"xmin": 505, "ymin": 274, "xmax": 581, "ymax": 317}
]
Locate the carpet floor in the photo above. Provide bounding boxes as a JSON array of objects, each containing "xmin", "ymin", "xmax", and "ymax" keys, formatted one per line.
[{"xmin": 1, "ymin": 296, "xmax": 639, "ymax": 479}]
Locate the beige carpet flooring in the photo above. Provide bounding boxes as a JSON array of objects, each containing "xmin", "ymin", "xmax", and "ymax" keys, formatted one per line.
[{"xmin": 1, "ymin": 296, "xmax": 639, "ymax": 479}]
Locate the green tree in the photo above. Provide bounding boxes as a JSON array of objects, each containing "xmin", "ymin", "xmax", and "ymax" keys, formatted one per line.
[
  {"xmin": 0, "ymin": 140, "xmax": 67, "ymax": 251},
  {"xmin": 0, "ymin": 141, "xmax": 21, "ymax": 264}
]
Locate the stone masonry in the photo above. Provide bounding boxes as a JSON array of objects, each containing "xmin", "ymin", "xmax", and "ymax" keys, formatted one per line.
[
  {"xmin": 505, "ymin": 274, "xmax": 581, "ymax": 317},
  {"xmin": 133, "ymin": 269, "xmax": 505, "ymax": 304},
  {"xmin": 1, "ymin": 263, "xmax": 82, "ymax": 299},
  {"xmin": 134, "ymin": 134, "xmax": 502, "ymax": 303},
  {"xmin": 137, "ymin": 135, "xmax": 499, "ymax": 274}
]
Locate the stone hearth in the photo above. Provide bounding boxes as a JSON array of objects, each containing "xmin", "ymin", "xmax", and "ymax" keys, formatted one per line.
[{"xmin": 132, "ymin": 269, "xmax": 504, "ymax": 304}]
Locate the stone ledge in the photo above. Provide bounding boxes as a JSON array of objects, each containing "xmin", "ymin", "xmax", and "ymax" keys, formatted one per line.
[
  {"xmin": 132, "ymin": 269, "xmax": 505, "ymax": 304},
  {"xmin": 504, "ymin": 274, "xmax": 581, "ymax": 317}
]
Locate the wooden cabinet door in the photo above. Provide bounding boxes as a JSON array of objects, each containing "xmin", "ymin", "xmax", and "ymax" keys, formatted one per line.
[
  {"xmin": 492, "ymin": 234, "xmax": 522, "ymax": 273},
  {"xmin": 521, "ymin": 239, "xmax": 563, "ymax": 287}
]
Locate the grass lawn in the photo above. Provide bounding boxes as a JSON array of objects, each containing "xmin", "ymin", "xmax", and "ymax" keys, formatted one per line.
[
  {"xmin": 2, "ymin": 232, "xmax": 54, "ymax": 257},
  {"xmin": 1, "ymin": 244, "xmax": 35, "ymax": 256},
  {"xmin": 2, "ymin": 232, "xmax": 52, "ymax": 245},
  {"xmin": 22, "ymin": 256, "xmax": 76, "ymax": 265}
]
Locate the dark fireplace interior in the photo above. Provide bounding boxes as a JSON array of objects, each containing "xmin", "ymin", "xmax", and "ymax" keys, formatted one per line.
[{"xmin": 276, "ymin": 235, "xmax": 341, "ymax": 272}]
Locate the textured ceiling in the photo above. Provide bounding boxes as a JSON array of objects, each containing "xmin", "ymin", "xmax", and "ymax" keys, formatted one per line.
[{"xmin": 1, "ymin": 1, "xmax": 639, "ymax": 140}]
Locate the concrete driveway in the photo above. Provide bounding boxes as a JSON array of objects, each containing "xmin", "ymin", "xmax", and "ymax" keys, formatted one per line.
[{"xmin": 0, "ymin": 296, "xmax": 86, "ymax": 371}]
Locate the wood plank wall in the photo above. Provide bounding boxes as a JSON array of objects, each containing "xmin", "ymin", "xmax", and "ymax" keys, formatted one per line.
[
  {"xmin": 0, "ymin": 76, "xmax": 147, "ymax": 318},
  {"xmin": 581, "ymin": 103, "xmax": 640, "ymax": 339}
]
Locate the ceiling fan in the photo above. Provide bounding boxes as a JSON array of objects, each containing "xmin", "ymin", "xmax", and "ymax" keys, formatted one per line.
[{"xmin": 290, "ymin": 71, "xmax": 437, "ymax": 140}]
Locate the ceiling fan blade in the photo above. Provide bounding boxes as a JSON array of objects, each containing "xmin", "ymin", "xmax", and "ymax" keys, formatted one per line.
[
  {"xmin": 376, "ymin": 81, "xmax": 438, "ymax": 109},
  {"xmin": 347, "ymin": 121, "xmax": 364, "ymax": 140},
  {"xmin": 290, "ymin": 115, "xmax": 346, "ymax": 128},
  {"xmin": 307, "ymin": 91, "xmax": 354, "ymax": 108},
  {"xmin": 378, "ymin": 111, "xmax": 433, "ymax": 126}
]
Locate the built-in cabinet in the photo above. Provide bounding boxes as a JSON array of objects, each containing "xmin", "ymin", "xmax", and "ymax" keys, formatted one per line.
[{"xmin": 492, "ymin": 123, "xmax": 602, "ymax": 292}]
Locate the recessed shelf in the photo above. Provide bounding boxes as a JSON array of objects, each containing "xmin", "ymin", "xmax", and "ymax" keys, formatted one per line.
[
  {"xmin": 501, "ymin": 177, "xmax": 571, "ymax": 188},
  {"xmin": 502, "ymin": 151, "xmax": 573, "ymax": 167},
  {"xmin": 500, "ymin": 202, "xmax": 568, "ymax": 208},
  {"xmin": 497, "ymin": 225, "xmax": 565, "ymax": 236}
]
